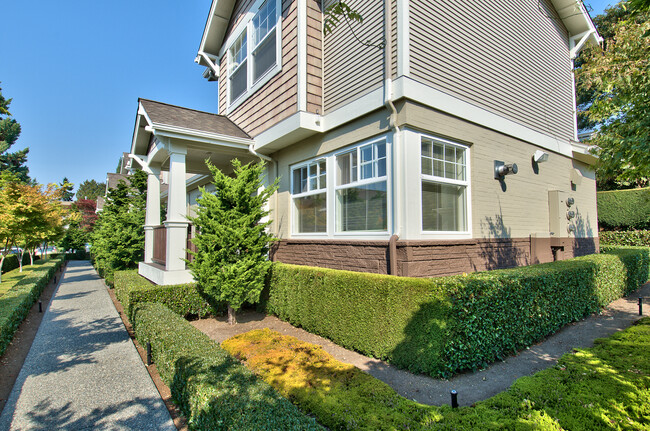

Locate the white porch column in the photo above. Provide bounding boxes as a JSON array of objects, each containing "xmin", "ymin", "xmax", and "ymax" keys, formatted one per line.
[
  {"xmin": 144, "ymin": 166, "xmax": 161, "ymax": 264},
  {"xmin": 165, "ymin": 145, "xmax": 188, "ymax": 272}
]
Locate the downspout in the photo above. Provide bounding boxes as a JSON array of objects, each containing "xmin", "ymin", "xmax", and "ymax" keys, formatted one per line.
[{"xmin": 385, "ymin": 0, "xmax": 401, "ymax": 275}]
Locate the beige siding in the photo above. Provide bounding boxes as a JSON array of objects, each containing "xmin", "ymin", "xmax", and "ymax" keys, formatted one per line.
[
  {"xmin": 306, "ymin": 0, "xmax": 323, "ymax": 113},
  {"xmin": 409, "ymin": 0, "xmax": 575, "ymax": 142},
  {"xmin": 226, "ymin": 0, "xmax": 256, "ymax": 37},
  {"xmin": 218, "ymin": 0, "xmax": 298, "ymax": 137},
  {"xmin": 323, "ymin": 0, "xmax": 385, "ymax": 113},
  {"xmin": 398, "ymin": 101, "xmax": 597, "ymax": 240},
  {"xmin": 391, "ymin": 0, "xmax": 397, "ymax": 78}
]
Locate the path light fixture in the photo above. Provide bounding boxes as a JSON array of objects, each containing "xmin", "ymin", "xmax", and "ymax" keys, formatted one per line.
[{"xmin": 494, "ymin": 160, "xmax": 518, "ymax": 179}]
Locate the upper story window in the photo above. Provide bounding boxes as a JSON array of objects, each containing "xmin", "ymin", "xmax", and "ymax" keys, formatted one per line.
[
  {"xmin": 227, "ymin": 0, "xmax": 281, "ymax": 109},
  {"xmin": 421, "ymin": 136, "xmax": 469, "ymax": 232}
]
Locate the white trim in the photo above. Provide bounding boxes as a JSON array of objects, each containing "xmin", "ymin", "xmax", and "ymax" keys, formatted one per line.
[
  {"xmin": 394, "ymin": 77, "xmax": 574, "ymax": 157},
  {"xmin": 396, "ymin": 0, "xmax": 409, "ymax": 77},
  {"xmin": 150, "ymin": 123, "xmax": 254, "ymax": 147},
  {"xmin": 417, "ymin": 133, "xmax": 472, "ymax": 238},
  {"xmin": 297, "ymin": 0, "xmax": 307, "ymax": 111}
]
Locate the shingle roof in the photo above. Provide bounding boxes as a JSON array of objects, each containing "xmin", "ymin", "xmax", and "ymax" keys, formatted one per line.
[{"xmin": 140, "ymin": 99, "xmax": 250, "ymax": 140}]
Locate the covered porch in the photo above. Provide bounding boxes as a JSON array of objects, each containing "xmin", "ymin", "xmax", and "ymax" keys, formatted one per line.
[{"xmin": 129, "ymin": 99, "xmax": 262, "ymax": 285}]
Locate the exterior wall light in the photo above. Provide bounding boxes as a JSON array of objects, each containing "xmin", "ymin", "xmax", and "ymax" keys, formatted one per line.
[
  {"xmin": 533, "ymin": 150, "xmax": 549, "ymax": 163},
  {"xmin": 494, "ymin": 160, "xmax": 518, "ymax": 179}
]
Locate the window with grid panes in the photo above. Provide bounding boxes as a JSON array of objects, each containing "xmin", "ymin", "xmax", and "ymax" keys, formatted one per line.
[{"xmin": 291, "ymin": 159, "xmax": 327, "ymax": 233}]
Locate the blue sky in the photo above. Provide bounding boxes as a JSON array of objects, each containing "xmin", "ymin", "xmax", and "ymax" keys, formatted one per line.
[{"xmin": 0, "ymin": 0, "xmax": 616, "ymax": 193}]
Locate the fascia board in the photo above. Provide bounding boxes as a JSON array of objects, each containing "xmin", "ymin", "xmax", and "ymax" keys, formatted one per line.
[
  {"xmin": 197, "ymin": 0, "xmax": 236, "ymax": 64},
  {"xmin": 131, "ymin": 102, "xmax": 154, "ymax": 156}
]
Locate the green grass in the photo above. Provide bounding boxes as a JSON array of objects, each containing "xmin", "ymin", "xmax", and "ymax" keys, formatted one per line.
[
  {"xmin": 223, "ymin": 318, "xmax": 650, "ymax": 430},
  {"xmin": 0, "ymin": 258, "xmax": 63, "ymax": 356}
]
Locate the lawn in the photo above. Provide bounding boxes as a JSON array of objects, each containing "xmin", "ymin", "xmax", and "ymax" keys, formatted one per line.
[{"xmin": 223, "ymin": 318, "xmax": 650, "ymax": 430}]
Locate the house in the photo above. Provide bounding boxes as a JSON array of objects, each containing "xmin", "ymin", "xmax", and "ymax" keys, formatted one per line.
[{"xmin": 129, "ymin": 0, "xmax": 602, "ymax": 285}]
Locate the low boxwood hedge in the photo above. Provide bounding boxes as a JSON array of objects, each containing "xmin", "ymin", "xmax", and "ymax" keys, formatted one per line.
[
  {"xmin": 113, "ymin": 270, "xmax": 212, "ymax": 321},
  {"xmin": 0, "ymin": 257, "xmax": 63, "ymax": 356},
  {"xmin": 264, "ymin": 247, "xmax": 650, "ymax": 377},
  {"xmin": 597, "ymin": 187, "xmax": 650, "ymax": 230},
  {"xmin": 132, "ymin": 302, "xmax": 325, "ymax": 431},
  {"xmin": 600, "ymin": 230, "xmax": 650, "ymax": 247}
]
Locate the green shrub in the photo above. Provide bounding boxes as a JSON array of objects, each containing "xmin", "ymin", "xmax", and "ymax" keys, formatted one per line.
[
  {"xmin": 113, "ymin": 270, "xmax": 212, "ymax": 321},
  {"xmin": 600, "ymin": 229, "xmax": 650, "ymax": 247},
  {"xmin": 265, "ymin": 247, "xmax": 650, "ymax": 377},
  {"xmin": 131, "ymin": 302, "xmax": 324, "ymax": 431},
  {"xmin": 0, "ymin": 258, "xmax": 63, "ymax": 356},
  {"xmin": 597, "ymin": 187, "xmax": 650, "ymax": 229}
]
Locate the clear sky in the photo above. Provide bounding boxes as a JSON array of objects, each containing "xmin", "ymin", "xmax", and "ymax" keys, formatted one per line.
[{"xmin": 0, "ymin": 0, "xmax": 616, "ymax": 193}]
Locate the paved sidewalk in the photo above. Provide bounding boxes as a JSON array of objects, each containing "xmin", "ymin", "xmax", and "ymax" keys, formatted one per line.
[{"xmin": 0, "ymin": 261, "xmax": 175, "ymax": 431}]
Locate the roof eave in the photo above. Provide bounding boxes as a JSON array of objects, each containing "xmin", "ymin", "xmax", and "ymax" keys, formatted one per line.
[{"xmin": 196, "ymin": 0, "xmax": 237, "ymax": 67}]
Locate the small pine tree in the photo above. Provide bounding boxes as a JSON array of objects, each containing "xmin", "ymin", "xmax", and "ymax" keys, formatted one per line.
[{"xmin": 188, "ymin": 159, "xmax": 278, "ymax": 325}]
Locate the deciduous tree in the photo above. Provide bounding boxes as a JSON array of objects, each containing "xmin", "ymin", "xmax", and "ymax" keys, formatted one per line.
[{"xmin": 188, "ymin": 160, "xmax": 278, "ymax": 325}]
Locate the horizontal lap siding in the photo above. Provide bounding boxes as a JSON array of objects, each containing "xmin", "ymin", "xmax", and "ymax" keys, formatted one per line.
[
  {"xmin": 226, "ymin": 0, "xmax": 256, "ymax": 36},
  {"xmin": 323, "ymin": 0, "xmax": 385, "ymax": 113},
  {"xmin": 306, "ymin": 0, "xmax": 323, "ymax": 114},
  {"xmin": 410, "ymin": 0, "xmax": 575, "ymax": 141},
  {"xmin": 219, "ymin": 0, "xmax": 298, "ymax": 137}
]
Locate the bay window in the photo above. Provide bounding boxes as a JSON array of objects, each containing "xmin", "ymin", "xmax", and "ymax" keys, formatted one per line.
[{"xmin": 421, "ymin": 136, "xmax": 468, "ymax": 232}]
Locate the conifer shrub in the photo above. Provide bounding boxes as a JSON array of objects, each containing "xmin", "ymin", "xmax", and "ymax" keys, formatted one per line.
[
  {"xmin": 265, "ymin": 247, "xmax": 650, "ymax": 376},
  {"xmin": 113, "ymin": 270, "xmax": 212, "ymax": 321},
  {"xmin": 131, "ymin": 302, "xmax": 324, "ymax": 431}
]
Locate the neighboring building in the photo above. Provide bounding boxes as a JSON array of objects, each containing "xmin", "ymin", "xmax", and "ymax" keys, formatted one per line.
[{"xmin": 130, "ymin": 0, "xmax": 602, "ymax": 285}]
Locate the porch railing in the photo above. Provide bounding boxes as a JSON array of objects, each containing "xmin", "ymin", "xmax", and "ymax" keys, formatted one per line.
[
  {"xmin": 151, "ymin": 224, "xmax": 195, "ymax": 267},
  {"xmin": 152, "ymin": 225, "xmax": 167, "ymax": 265}
]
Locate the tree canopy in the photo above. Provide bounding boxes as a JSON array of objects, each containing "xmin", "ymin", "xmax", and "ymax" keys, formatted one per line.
[
  {"xmin": 76, "ymin": 179, "xmax": 106, "ymax": 201},
  {"xmin": 0, "ymin": 85, "xmax": 30, "ymax": 183},
  {"xmin": 576, "ymin": 4, "xmax": 650, "ymax": 189},
  {"xmin": 60, "ymin": 177, "xmax": 74, "ymax": 201}
]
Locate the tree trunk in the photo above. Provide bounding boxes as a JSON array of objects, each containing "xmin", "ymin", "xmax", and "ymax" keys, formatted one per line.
[
  {"xmin": 227, "ymin": 305, "xmax": 237, "ymax": 325},
  {"xmin": 19, "ymin": 249, "xmax": 24, "ymax": 272},
  {"xmin": 0, "ymin": 255, "xmax": 4, "ymax": 284},
  {"xmin": 29, "ymin": 249, "xmax": 34, "ymax": 266}
]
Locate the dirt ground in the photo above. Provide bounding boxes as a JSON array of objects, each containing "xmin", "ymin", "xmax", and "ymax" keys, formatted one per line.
[
  {"xmin": 0, "ymin": 263, "xmax": 66, "ymax": 414},
  {"xmin": 192, "ymin": 281, "xmax": 650, "ymax": 407}
]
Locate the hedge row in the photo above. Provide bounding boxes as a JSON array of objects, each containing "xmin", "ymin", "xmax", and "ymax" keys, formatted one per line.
[
  {"xmin": 113, "ymin": 270, "xmax": 212, "ymax": 322},
  {"xmin": 600, "ymin": 230, "xmax": 650, "ymax": 247},
  {"xmin": 597, "ymin": 187, "xmax": 650, "ymax": 229},
  {"xmin": 264, "ymin": 247, "xmax": 650, "ymax": 377},
  {"xmin": 131, "ymin": 302, "xmax": 324, "ymax": 430},
  {"xmin": 1, "ymin": 253, "xmax": 38, "ymax": 275},
  {"xmin": 0, "ymin": 257, "xmax": 63, "ymax": 356}
]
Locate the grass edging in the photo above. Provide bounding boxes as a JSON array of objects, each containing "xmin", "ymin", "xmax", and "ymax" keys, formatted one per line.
[
  {"xmin": 223, "ymin": 319, "xmax": 650, "ymax": 430},
  {"xmin": 0, "ymin": 258, "xmax": 63, "ymax": 356},
  {"xmin": 131, "ymin": 302, "xmax": 324, "ymax": 430}
]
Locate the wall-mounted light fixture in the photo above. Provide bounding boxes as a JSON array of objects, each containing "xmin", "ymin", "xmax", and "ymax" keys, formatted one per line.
[
  {"xmin": 494, "ymin": 160, "xmax": 518, "ymax": 179},
  {"xmin": 533, "ymin": 150, "xmax": 549, "ymax": 163}
]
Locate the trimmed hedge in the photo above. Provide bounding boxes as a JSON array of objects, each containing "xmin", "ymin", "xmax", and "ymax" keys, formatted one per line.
[
  {"xmin": 131, "ymin": 302, "xmax": 325, "ymax": 431},
  {"xmin": 0, "ymin": 258, "xmax": 63, "ymax": 356},
  {"xmin": 1, "ymin": 253, "xmax": 38, "ymax": 275},
  {"xmin": 265, "ymin": 247, "xmax": 650, "ymax": 377},
  {"xmin": 597, "ymin": 187, "xmax": 650, "ymax": 230},
  {"xmin": 113, "ymin": 270, "xmax": 212, "ymax": 321},
  {"xmin": 600, "ymin": 230, "xmax": 650, "ymax": 247}
]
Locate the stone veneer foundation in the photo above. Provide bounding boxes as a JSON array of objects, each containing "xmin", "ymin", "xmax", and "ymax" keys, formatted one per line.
[{"xmin": 270, "ymin": 237, "xmax": 599, "ymax": 277}]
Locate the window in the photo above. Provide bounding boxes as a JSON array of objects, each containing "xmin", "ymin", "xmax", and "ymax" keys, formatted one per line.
[
  {"xmin": 421, "ymin": 137, "xmax": 468, "ymax": 232},
  {"xmin": 227, "ymin": 0, "xmax": 280, "ymax": 107},
  {"xmin": 335, "ymin": 141, "xmax": 388, "ymax": 232},
  {"xmin": 290, "ymin": 138, "xmax": 390, "ymax": 236},
  {"xmin": 292, "ymin": 159, "xmax": 327, "ymax": 233}
]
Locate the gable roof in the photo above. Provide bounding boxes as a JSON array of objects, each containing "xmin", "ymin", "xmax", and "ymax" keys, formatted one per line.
[{"xmin": 131, "ymin": 99, "xmax": 251, "ymax": 156}]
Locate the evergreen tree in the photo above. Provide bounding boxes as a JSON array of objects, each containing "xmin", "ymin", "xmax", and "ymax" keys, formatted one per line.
[
  {"xmin": 0, "ymin": 84, "xmax": 29, "ymax": 183},
  {"xmin": 90, "ymin": 170, "xmax": 146, "ymax": 281},
  {"xmin": 60, "ymin": 177, "xmax": 74, "ymax": 201},
  {"xmin": 76, "ymin": 179, "xmax": 105, "ymax": 201},
  {"xmin": 188, "ymin": 160, "xmax": 278, "ymax": 325}
]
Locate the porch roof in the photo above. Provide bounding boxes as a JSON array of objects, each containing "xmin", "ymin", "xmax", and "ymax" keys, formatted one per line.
[{"xmin": 131, "ymin": 99, "xmax": 251, "ymax": 157}]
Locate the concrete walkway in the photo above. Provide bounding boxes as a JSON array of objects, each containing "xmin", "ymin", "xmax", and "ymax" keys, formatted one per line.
[{"xmin": 0, "ymin": 261, "xmax": 175, "ymax": 431}]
